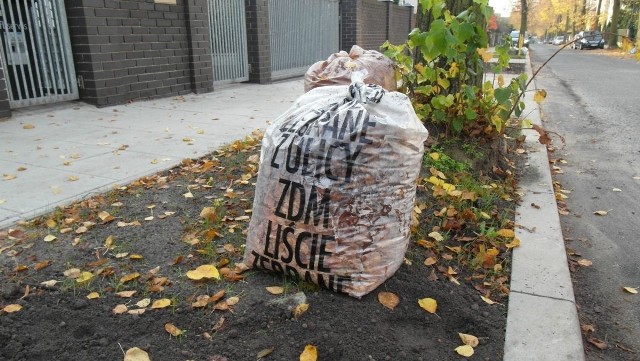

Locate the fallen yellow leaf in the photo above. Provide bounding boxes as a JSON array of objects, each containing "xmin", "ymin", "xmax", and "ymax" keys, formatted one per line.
[
  {"xmin": 497, "ymin": 229, "xmax": 515, "ymax": 238},
  {"xmin": 480, "ymin": 295, "xmax": 496, "ymax": 305},
  {"xmin": 64, "ymin": 268, "xmax": 81, "ymax": 278},
  {"xmin": 593, "ymin": 210, "xmax": 608, "ymax": 216},
  {"xmin": 533, "ymin": 89, "xmax": 547, "ymax": 104},
  {"xmin": 76, "ymin": 271, "xmax": 94, "ymax": 283},
  {"xmin": 455, "ymin": 344, "xmax": 474, "ymax": 357},
  {"xmin": 266, "ymin": 286, "xmax": 284, "ymax": 295},
  {"xmin": 124, "ymin": 347, "xmax": 151, "ymax": 361},
  {"xmin": 120, "ymin": 272, "xmax": 140, "ymax": 283},
  {"xmin": 151, "ymin": 298, "xmax": 172, "ymax": 309},
  {"xmin": 424, "ymin": 257, "xmax": 437, "ymax": 266},
  {"xmin": 186, "ymin": 264, "xmax": 220, "ymax": 280},
  {"xmin": 299, "ymin": 344, "xmax": 318, "ymax": 361},
  {"xmin": 3, "ymin": 304, "xmax": 22, "ymax": 313},
  {"xmin": 459, "ymin": 333, "xmax": 479, "ymax": 347},
  {"xmin": 23, "ymin": 124, "xmax": 35, "ymax": 129},
  {"xmin": 506, "ymin": 238, "xmax": 520, "ymax": 249},
  {"xmin": 418, "ymin": 297, "xmax": 437, "ymax": 314},
  {"xmin": 116, "ymin": 290, "xmax": 137, "ymax": 298},
  {"xmin": 577, "ymin": 259, "xmax": 593, "ymax": 267},
  {"xmin": 40, "ymin": 280, "xmax": 57, "ymax": 287},
  {"xmin": 257, "ymin": 347, "xmax": 275, "ymax": 359},
  {"xmin": 43, "ymin": 234, "xmax": 57, "ymax": 242},
  {"xmin": 45, "ymin": 219, "xmax": 57, "ymax": 228},
  {"xmin": 226, "ymin": 296, "xmax": 240, "ymax": 306},
  {"xmin": 86, "ymin": 292, "xmax": 100, "ymax": 299},
  {"xmin": 623, "ymin": 287, "xmax": 638, "ymax": 294},
  {"xmin": 164, "ymin": 323, "xmax": 184, "ymax": 337},
  {"xmin": 112, "ymin": 304, "xmax": 128, "ymax": 314},
  {"xmin": 3, "ymin": 174, "xmax": 17, "ymax": 180},
  {"xmin": 136, "ymin": 298, "xmax": 151, "ymax": 308},
  {"xmin": 294, "ymin": 303, "xmax": 309, "ymax": 319},
  {"xmin": 378, "ymin": 292, "xmax": 400, "ymax": 310}
]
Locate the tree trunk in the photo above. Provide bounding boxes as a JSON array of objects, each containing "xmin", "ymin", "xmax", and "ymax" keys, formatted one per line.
[
  {"xmin": 596, "ymin": 0, "xmax": 603, "ymax": 30},
  {"xmin": 636, "ymin": 10, "xmax": 640, "ymax": 47},
  {"xmin": 518, "ymin": 0, "xmax": 528, "ymax": 55},
  {"xmin": 607, "ymin": 0, "xmax": 620, "ymax": 49}
]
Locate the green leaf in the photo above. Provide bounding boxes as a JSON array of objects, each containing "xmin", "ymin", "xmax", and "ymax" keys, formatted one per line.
[
  {"xmin": 452, "ymin": 118, "xmax": 464, "ymax": 133},
  {"xmin": 465, "ymin": 108, "xmax": 478, "ymax": 120},
  {"xmin": 494, "ymin": 88, "xmax": 512, "ymax": 103},
  {"xmin": 431, "ymin": 0, "xmax": 445, "ymax": 19},
  {"xmin": 458, "ymin": 23, "xmax": 475, "ymax": 42}
]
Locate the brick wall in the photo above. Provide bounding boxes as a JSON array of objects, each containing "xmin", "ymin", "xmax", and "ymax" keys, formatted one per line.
[
  {"xmin": 0, "ymin": 63, "xmax": 10, "ymax": 118},
  {"xmin": 245, "ymin": 0, "xmax": 271, "ymax": 84},
  {"xmin": 340, "ymin": 0, "xmax": 413, "ymax": 52},
  {"xmin": 65, "ymin": 0, "xmax": 213, "ymax": 107},
  {"xmin": 358, "ymin": 0, "xmax": 388, "ymax": 51},
  {"xmin": 340, "ymin": 0, "xmax": 358, "ymax": 51},
  {"xmin": 388, "ymin": 4, "xmax": 412, "ymax": 44}
]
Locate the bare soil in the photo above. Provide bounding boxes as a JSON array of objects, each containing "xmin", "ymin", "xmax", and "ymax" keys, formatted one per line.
[{"xmin": 1, "ymin": 137, "xmax": 511, "ymax": 361}]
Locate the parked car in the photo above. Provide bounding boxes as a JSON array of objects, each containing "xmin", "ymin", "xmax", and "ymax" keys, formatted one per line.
[
  {"xmin": 552, "ymin": 36, "xmax": 565, "ymax": 45},
  {"xmin": 574, "ymin": 30, "xmax": 604, "ymax": 49},
  {"xmin": 510, "ymin": 30, "xmax": 530, "ymax": 48}
]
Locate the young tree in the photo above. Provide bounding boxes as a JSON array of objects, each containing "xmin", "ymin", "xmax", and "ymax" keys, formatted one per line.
[{"xmin": 608, "ymin": 0, "xmax": 621, "ymax": 48}]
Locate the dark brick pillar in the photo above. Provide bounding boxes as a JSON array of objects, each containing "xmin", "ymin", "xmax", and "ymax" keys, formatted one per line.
[
  {"xmin": 0, "ymin": 63, "xmax": 11, "ymax": 118},
  {"xmin": 340, "ymin": 0, "xmax": 358, "ymax": 51},
  {"xmin": 245, "ymin": 0, "xmax": 271, "ymax": 84},
  {"xmin": 184, "ymin": 0, "xmax": 214, "ymax": 93}
]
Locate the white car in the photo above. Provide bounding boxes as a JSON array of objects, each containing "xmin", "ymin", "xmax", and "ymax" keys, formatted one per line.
[{"xmin": 552, "ymin": 36, "xmax": 565, "ymax": 45}]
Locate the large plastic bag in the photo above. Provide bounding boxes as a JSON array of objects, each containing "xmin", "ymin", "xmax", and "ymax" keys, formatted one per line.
[
  {"xmin": 304, "ymin": 45, "xmax": 396, "ymax": 92},
  {"xmin": 243, "ymin": 79, "xmax": 428, "ymax": 298}
]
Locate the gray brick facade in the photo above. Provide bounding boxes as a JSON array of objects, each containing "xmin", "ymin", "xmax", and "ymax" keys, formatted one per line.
[
  {"xmin": 340, "ymin": 0, "xmax": 414, "ymax": 52},
  {"xmin": 66, "ymin": 0, "xmax": 213, "ymax": 107}
]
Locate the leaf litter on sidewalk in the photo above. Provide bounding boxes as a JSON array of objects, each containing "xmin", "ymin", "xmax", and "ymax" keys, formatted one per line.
[{"xmin": 0, "ymin": 130, "xmax": 522, "ymax": 360}]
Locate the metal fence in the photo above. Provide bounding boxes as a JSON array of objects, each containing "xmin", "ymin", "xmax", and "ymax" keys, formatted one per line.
[
  {"xmin": 268, "ymin": 0, "xmax": 339, "ymax": 80},
  {"xmin": 0, "ymin": 0, "xmax": 77, "ymax": 108},
  {"xmin": 209, "ymin": 0, "xmax": 249, "ymax": 84}
]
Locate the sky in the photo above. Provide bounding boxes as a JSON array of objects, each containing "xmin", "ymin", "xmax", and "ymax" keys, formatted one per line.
[
  {"xmin": 405, "ymin": 0, "xmax": 513, "ymax": 17},
  {"xmin": 489, "ymin": 0, "xmax": 513, "ymax": 17}
]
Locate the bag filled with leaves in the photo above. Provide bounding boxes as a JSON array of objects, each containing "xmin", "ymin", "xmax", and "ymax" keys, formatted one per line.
[
  {"xmin": 244, "ymin": 73, "xmax": 428, "ymax": 298},
  {"xmin": 304, "ymin": 45, "xmax": 397, "ymax": 93}
]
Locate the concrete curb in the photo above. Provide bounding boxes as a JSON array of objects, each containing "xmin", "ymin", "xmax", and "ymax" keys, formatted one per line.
[{"xmin": 503, "ymin": 54, "xmax": 585, "ymax": 360}]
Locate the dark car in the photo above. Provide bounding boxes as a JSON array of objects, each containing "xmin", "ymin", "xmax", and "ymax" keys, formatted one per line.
[{"xmin": 574, "ymin": 30, "xmax": 604, "ymax": 49}]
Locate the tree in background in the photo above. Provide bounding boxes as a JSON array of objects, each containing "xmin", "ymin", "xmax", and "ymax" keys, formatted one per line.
[{"xmin": 608, "ymin": 0, "xmax": 621, "ymax": 48}]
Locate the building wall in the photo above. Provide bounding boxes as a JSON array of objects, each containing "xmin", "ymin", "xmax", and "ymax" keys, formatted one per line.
[
  {"xmin": 65, "ymin": 0, "xmax": 213, "ymax": 107},
  {"xmin": 358, "ymin": 0, "xmax": 389, "ymax": 51},
  {"xmin": 340, "ymin": 0, "xmax": 413, "ymax": 53},
  {"xmin": 0, "ymin": 63, "xmax": 10, "ymax": 118},
  {"xmin": 388, "ymin": 3, "xmax": 412, "ymax": 45}
]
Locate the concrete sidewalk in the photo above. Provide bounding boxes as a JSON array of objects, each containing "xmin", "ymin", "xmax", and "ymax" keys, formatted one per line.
[
  {"xmin": 0, "ymin": 57, "xmax": 584, "ymax": 360},
  {"xmin": 0, "ymin": 79, "xmax": 304, "ymax": 229}
]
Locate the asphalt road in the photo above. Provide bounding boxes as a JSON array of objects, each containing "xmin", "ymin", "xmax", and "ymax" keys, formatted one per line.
[{"xmin": 529, "ymin": 44, "xmax": 640, "ymax": 359}]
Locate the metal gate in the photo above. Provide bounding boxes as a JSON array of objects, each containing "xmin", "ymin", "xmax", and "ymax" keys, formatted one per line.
[
  {"xmin": 0, "ymin": 0, "xmax": 77, "ymax": 108},
  {"xmin": 268, "ymin": 0, "xmax": 339, "ymax": 80},
  {"xmin": 209, "ymin": 0, "xmax": 249, "ymax": 84}
]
